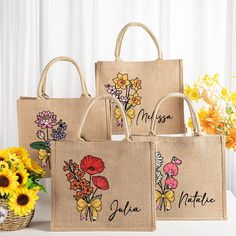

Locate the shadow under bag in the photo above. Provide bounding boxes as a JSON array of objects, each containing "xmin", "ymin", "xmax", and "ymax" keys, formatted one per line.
[
  {"xmin": 17, "ymin": 56, "xmax": 109, "ymax": 177},
  {"xmin": 96, "ymin": 22, "xmax": 184, "ymax": 135},
  {"xmin": 133, "ymin": 93, "xmax": 227, "ymax": 220},
  {"xmin": 50, "ymin": 95, "xmax": 156, "ymax": 231}
]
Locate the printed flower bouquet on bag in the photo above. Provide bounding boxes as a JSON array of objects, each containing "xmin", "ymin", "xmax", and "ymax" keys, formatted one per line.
[
  {"xmin": 185, "ymin": 73, "xmax": 236, "ymax": 151},
  {"xmin": 0, "ymin": 147, "xmax": 46, "ymax": 231},
  {"xmin": 63, "ymin": 155, "xmax": 109, "ymax": 222},
  {"xmin": 105, "ymin": 73, "xmax": 142, "ymax": 126}
]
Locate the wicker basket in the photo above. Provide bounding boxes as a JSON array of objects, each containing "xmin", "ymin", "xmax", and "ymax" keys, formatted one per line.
[{"xmin": 0, "ymin": 199, "xmax": 34, "ymax": 231}]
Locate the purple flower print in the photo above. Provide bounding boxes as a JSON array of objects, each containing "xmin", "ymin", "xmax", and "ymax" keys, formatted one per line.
[
  {"xmin": 31, "ymin": 111, "xmax": 67, "ymax": 169},
  {"xmin": 119, "ymin": 95, "xmax": 128, "ymax": 104},
  {"xmin": 35, "ymin": 111, "xmax": 57, "ymax": 129},
  {"xmin": 105, "ymin": 84, "xmax": 117, "ymax": 95}
]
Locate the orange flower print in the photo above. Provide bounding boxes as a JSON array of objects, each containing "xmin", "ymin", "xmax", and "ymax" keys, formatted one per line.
[{"xmin": 63, "ymin": 156, "xmax": 109, "ymax": 222}]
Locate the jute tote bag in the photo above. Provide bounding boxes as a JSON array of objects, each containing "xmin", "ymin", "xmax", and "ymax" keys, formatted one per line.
[
  {"xmin": 17, "ymin": 56, "xmax": 108, "ymax": 177},
  {"xmin": 51, "ymin": 95, "xmax": 156, "ymax": 231},
  {"xmin": 133, "ymin": 93, "xmax": 227, "ymax": 220},
  {"xmin": 96, "ymin": 22, "xmax": 184, "ymax": 135}
]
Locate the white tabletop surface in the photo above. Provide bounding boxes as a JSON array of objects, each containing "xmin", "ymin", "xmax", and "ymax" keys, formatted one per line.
[{"xmin": 2, "ymin": 191, "xmax": 236, "ymax": 236}]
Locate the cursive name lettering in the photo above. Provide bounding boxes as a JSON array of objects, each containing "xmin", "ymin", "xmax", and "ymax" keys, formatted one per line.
[
  {"xmin": 109, "ymin": 200, "xmax": 141, "ymax": 221},
  {"xmin": 136, "ymin": 108, "xmax": 173, "ymax": 126},
  {"xmin": 178, "ymin": 191, "xmax": 215, "ymax": 208}
]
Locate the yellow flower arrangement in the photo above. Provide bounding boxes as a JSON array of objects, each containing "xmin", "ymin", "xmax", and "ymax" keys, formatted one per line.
[
  {"xmin": 105, "ymin": 72, "xmax": 142, "ymax": 126},
  {"xmin": 0, "ymin": 147, "xmax": 45, "ymax": 217},
  {"xmin": 185, "ymin": 73, "xmax": 236, "ymax": 151}
]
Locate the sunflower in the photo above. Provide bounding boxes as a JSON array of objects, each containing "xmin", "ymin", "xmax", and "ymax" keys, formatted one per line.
[
  {"xmin": 0, "ymin": 161, "xmax": 9, "ymax": 170},
  {"xmin": 0, "ymin": 169, "xmax": 19, "ymax": 196},
  {"xmin": 9, "ymin": 188, "xmax": 38, "ymax": 216},
  {"xmin": 0, "ymin": 149, "xmax": 9, "ymax": 162},
  {"xmin": 15, "ymin": 168, "xmax": 29, "ymax": 187},
  {"xmin": 8, "ymin": 147, "xmax": 29, "ymax": 160},
  {"xmin": 27, "ymin": 159, "xmax": 45, "ymax": 176},
  {"xmin": 8, "ymin": 153, "xmax": 20, "ymax": 164}
]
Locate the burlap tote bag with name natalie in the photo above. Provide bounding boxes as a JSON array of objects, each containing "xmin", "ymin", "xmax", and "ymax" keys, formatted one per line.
[
  {"xmin": 96, "ymin": 22, "xmax": 184, "ymax": 135},
  {"xmin": 51, "ymin": 95, "xmax": 156, "ymax": 231},
  {"xmin": 17, "ymin": 56, "xmax": 108, "ymax": 177},
  {"xmin": 132, "ymin": 93, "xmax": 227, "ymax": 220}
]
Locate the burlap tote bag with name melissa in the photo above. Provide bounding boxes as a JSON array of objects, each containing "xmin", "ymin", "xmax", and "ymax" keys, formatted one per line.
[
  {"xmin": 51, "ymin": 95, "xmax": 156, "ymax": 231},
  {"xmin": 96, "ymin": 22, "xmax": 184, "ymax": 135},
  {"xmin": 17, "ymin": 56, "xmax": 108, "ymax": 177},
  {"xmin": 132, "ymin": 93, "xmax": 227, "ymax": 220}
]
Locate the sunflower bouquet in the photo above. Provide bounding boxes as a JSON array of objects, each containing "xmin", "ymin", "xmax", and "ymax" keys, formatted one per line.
[
  {"xmin": 184, "ymin": 73, "xmax": 236, "ymax": 151},
  {"xmin": 0, "ymin": 147, "xmax": 45, "ymax": 230}
]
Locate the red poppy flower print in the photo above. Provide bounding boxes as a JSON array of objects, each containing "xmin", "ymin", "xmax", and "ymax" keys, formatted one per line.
[
  {"xmin": 63, "ymin": 157, "xmax": 109, "ymax": 222},
  {"xmin": 80, "ymin": 155, "xmax": 105, "ymax": 175},
  {"xmin": 92, "ymin": 176, "xmax": 109, "ymax": 190}
]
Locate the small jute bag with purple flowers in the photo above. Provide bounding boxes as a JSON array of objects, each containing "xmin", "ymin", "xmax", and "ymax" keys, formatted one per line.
[
  {"xmin": 17, "ymin": 56, "xmax": 109, "ymax": 177},
  {"xmin": 50, "ymin": 95, "xmax": 156, "ymax": 231},
  {"xmin": 132, "ymin": 93, "xmax": 227, "ymax": 220}
]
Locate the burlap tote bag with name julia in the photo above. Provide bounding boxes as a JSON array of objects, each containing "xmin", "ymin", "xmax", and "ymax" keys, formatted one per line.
[
  {"xmin": 17, "ymin": 56, "xmax": 109, "ymax": 177},
  {"xmin": 132, "ymin": 93, "xmax": 227, "ymax": 220},
  {"xmin": 51, "ymin": 95, "xmax": 156, "ymax": 231},
  {"xmin": 96, "ymin": 22, "xmax": 184, "ymax": 135}
]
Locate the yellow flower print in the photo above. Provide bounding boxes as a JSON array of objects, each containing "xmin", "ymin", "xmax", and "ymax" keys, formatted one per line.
[
  {"xmin": 114, "ymin": 107, "xmax": 135, "ymax": 125},
  {"xmin": 128, "ymin": 93, "xmax": 141, "ymax": 106},
  {"xmin": 113, "ymin": 73, "xmax": 130, "ymax": 90},
  {"xmin": 130, "ymin": 78, "xmax": 142, "ymax": 91},
  {"xmin": 230, "ymin": 91, "xmax": 236, "ymax": 105}
]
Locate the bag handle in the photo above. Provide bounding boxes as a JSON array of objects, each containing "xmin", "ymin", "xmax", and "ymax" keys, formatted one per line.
[
  {"xmin": 114, "ymin": 22, "xmax": 163, "ymax": 61},
  {"xmin": 37, "ymin": 56, "xmax": 89, "ymax": 98},
  {"xmin": 78, "ymin": 95, "xmax": 131, "ymax": 141},
  {"xmin": 150, "ymin": 93, "xmax": 202, "ymax": 136}
]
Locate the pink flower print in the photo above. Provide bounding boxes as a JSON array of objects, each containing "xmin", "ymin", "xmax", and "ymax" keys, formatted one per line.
[
  {"xmin": 163, "ymin": 163, "xmax": 178, "ymax": 177},
  {"xmin": 172, "ymin": 156, "xmax": 182, "ymax": 165},
  {"xmin": 165, "ymin": 177, "xmax": 178, "ymax": 189},
  {"xmin": 35, "ymin": 111, "xmax": 57, "ymax": 129}
]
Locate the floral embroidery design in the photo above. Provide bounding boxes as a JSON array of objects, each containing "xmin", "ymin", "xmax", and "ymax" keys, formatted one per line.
[
  {"xmin": 30, "ymin": 111, "xmax": 67, "ymax": 168},
  {"xmin": 155, "ymin": 152, "xmax": 182, "ymax": 211},
  {"xmin": 105, "ymin": 73, "xmax": 142, "ymax": 126},
  {"xmin": 63, "ymin": 155, "xmax": 109, "ymax": 222}
]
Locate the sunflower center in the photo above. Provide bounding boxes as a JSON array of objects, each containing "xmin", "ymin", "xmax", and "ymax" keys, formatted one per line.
[
  {"xmin": 0, "ymin": 157, "xmax": 4, "ymax": 161},
  {"xmin": 16, "ymin": 173, "xmax": 23, "ymax": 184},
  {"xmin": 17, "ymin": 194, "xmax": 29, "ymax": 206},
  {"xmin": 0, "ymin": 176, "xmax": 9, "ymax": 187}
]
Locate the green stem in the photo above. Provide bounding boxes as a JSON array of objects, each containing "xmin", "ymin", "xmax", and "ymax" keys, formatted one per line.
[{"xmin": 91, "ymin": 187, "xmax": 98, "ymax": 200}]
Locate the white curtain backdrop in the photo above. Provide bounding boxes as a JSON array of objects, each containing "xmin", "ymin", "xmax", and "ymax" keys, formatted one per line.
[{"xmin": 0, "ymin": 0, "xmax": 236, "ymax": 220}]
